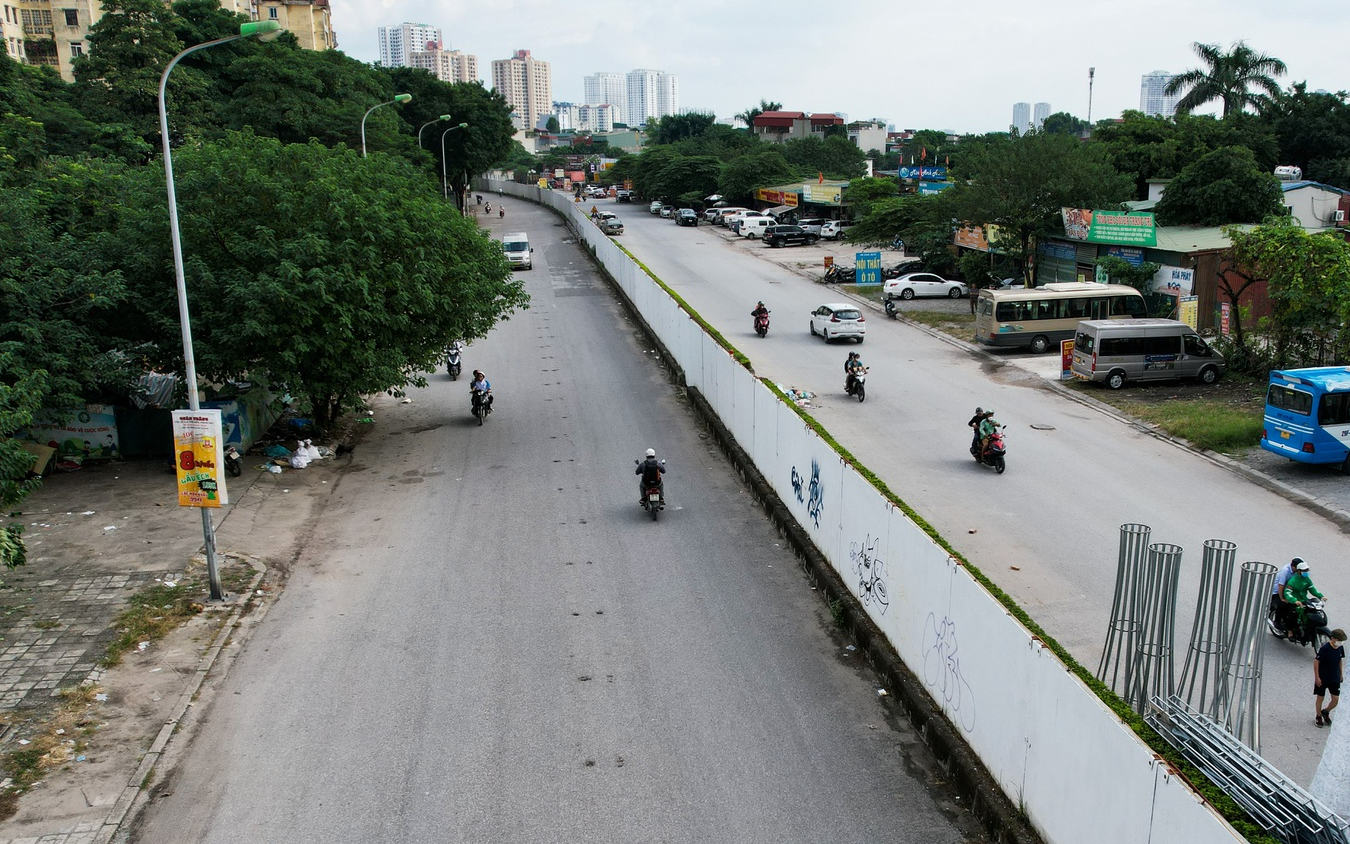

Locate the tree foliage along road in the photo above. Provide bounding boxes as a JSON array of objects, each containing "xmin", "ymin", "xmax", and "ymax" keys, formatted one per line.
[
  {"xmin": 1154, "ymin": 146, "xmax": 1284, "ymax": 226},
  {"xmin": 107, "ymin": 132, "xmax": 527, "ymax": 430}
]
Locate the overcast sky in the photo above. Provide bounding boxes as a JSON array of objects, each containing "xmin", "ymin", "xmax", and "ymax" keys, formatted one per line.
[{"xmin": 331, "ymin": 0, "xmax": 1345, "ymax": 134}]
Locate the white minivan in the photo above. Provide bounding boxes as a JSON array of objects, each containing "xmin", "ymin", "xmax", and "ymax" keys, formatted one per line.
[
  {"xmin": 739, "ymin": 217, "xmax": 775, "ymax": 239},
  {"xmin": 1071, "ymin": 318, "xmax": 1225, "ymax": 389},
  {"xmin": 501, "ymin": 232, "xmax": 532, "ymax": 270}
]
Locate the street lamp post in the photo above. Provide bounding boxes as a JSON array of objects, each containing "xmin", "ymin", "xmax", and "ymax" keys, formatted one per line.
[
  {"xmin": 440, "ymin": 122, "xmax": 469, "ymax": 201},
  {"xmin": 417, "ymin": 114, "xmax": 452, "ymax": 149},
  {"xmin": 158, "ymin": 20, "xmax": 282, "ymax": 601},
  {"xmin": 361, "ymin": 93, "xmax": 413, "ymax": 157}
]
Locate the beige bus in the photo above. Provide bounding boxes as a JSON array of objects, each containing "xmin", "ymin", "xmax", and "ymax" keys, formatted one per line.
[{"xmin": 974, "ymin": 283, "xmax": 1147, "ymax": 353}]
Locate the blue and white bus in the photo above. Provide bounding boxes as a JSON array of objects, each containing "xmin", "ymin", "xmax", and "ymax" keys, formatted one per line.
[{"xmin": 1260, "ymin": 367, "xmax": 1350, "ymax": 470}]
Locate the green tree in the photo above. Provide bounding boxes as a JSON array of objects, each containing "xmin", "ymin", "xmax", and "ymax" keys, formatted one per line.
[
  {"xmin": 1093, "ymin": 110, "xmax": 1277, "ymax": 198},
  {"xmin": 716, "ymin": 148, "xmax": 793, "ymax": 205},
  {"xmin": 545, "ymin": 115, "xmax": 560, "ymax": 134},
  {"xmin": 946, "ymin": 131, "xmax": 1131, "ymax": 278},
  {"xmin": 1224, "ymin": 218, "xmax": 1350, "ymax": 367},
  {"xmin": 649, "ymin": 112, "xmax": 717, "ymax": 145},
  {"xmin": 781, "ymin": 134, "xmax": 866, "ymax": 179},
  {"xmin": 0, "ymin": 363, "xmax": 46, "ymax": 570},
  {"xmin": 1154, "ymin": 146, "xmax": 1283, "ymax": 226},
  {"xmin": 1265, "ymin": 83, "xmax": 1350, "ymax": 190},
  {"xmin": 841, "ymin": 175, "xmax": 899, "ymax": 215},
  {"xmin": 1164, "ymin": 41, "xmax": 1287, "ymax": 117},
  {"xmin": 108, "ymin": 132, "xmax": 527, "ymax": 429},
  {"xmin": 1041, "ymin": 112, "xmax": 1090, "ymax": 136}
]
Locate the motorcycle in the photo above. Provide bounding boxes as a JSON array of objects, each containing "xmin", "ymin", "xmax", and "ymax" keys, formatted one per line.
[
  {"xmin": 471, "ymin": 388, "xmax": 490, "ymax": 426},
  {"xmin": 845, "ymin": 367, "xmax": 868, "ymax": 402},
  {"xmin": 884, "ymin": 297, "xmax": 898, "ymax": 319},
  {"xmin": 823, "ymin": 265, "xmax": 856, "ymax": 284},
  {"xmin": 1267, "ymin": 595, "xmax": 1331, "ymax": 648},
  {"xmin": 223, "ymin": 444, "xmax": 243, "ymax": 477},
  {"xmin": 753, "ymin": 310, "xmax": 771, "ymax": 337},
  {"xmin": 446, "ymin": 344, "xmax": 463, "ymax": 380},
  {"xmin": 635, "ymin": 459, "xmax": 666, "ymax": 521},
  {"xmin": 971, "ymin": 426, "xmax": 1007, "ymax": 474}
]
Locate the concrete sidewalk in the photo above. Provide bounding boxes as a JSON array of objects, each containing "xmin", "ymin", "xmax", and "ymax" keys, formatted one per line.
[{"xmin": 0, "ymin": 432, "xmax": 356, "ymax": 843}]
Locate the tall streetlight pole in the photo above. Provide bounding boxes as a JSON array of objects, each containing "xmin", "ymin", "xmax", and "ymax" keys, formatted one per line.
[
  {"xmin": 1087, "ymin": 67, "xmax": 1096, "ymax": 129},
  {"xmin": 361, "ymin": 93, "xmax": 413, "ymax": 157},
  {"xmin": 417, "ymin": 114, "xmax": 452, "ymax": 149},
  {"xmin": 158, "ymin": 19, "xmax": 282, "ymax": 601},
  {"xmin": 440, "ymin": 122, "xmax": 469, "ymax": 201}
]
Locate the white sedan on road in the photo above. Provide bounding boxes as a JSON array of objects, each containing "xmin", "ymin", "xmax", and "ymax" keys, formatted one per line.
[{"xmin": 882, "ymin": 272, "xmax": 969, "ymax": 301}]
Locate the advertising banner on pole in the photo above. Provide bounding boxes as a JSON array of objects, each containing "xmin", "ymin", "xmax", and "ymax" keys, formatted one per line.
[
  {"xmin": 854, "ymin": 251, "xmax": 883, "ymax": 285},
  {"xmin": 171, "ymin": 409, "xmax": 227, "ymax": 508}
]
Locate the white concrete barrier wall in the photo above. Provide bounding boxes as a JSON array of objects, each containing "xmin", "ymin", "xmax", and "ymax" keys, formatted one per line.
[{"xmin": 488, "ymin": 180, "xmax": 1244, "ymax": 844}]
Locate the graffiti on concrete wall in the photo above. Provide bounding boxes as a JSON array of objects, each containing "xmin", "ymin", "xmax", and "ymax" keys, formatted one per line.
[
  {"xmin": 789, "ymin": 459, "xmax": 824, "ymax": 528},
  {"xmin": 848, "ymin": 534, "xmax": 889, "ymax": 613},
  {"xmin": 923, "ymin": 612, "xmax": 976, "ymax": 732}
]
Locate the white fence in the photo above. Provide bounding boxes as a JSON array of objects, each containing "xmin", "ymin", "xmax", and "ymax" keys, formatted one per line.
[{"xmin": 489, "ymin": 180, "xmax": 1245, "ymax": 844}]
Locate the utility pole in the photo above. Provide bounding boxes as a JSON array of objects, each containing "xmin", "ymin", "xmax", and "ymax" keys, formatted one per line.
[{"xmin": 1087, "ymin": 67, "xmax": 1096, "ymax": 133}]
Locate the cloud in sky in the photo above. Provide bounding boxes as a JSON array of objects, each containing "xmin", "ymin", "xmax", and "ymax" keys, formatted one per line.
[{"xmin": 331, "ymin": 0, "xmax": 1344, "ymax": 134}]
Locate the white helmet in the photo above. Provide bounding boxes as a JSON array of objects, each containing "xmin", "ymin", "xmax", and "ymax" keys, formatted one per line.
[
  {"xmin": 1293, "ymin": 557, "xmax": 1309, "ymax": 572},
  {"xmin": 645, "ymin": 448, "xmax": 656, "ymax": 457}
]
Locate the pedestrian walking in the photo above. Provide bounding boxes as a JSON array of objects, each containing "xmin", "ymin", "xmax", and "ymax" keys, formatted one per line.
[{"xmin": 1316, "ymin": 628, "xmax": 1346, "ymax": 727}]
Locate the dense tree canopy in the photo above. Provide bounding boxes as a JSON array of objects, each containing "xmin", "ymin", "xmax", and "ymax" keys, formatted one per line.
[{"xmin": 1154, "ymin": 146, "xmax": 1283, "ymax": 226}]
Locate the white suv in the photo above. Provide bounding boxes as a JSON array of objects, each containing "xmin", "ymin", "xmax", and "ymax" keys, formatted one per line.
[{"xmin": 821, "ymin": 220, "xmax": 856, "ymax": 240}]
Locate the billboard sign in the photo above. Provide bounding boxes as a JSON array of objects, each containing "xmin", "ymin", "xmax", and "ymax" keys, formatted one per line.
[
  {"xmin": 172, "ymin": 409, "xmax": 227, "ymax": 508},
  {"xmin": 855, "ymin": 251, "xmax": 883, "ymax": 285}
]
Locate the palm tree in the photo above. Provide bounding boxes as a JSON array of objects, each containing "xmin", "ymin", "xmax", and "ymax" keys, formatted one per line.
[
  {"xmin": 1164, "ymin": 41, "xmax": 1287, "ymax": 117},
  {"xmin": 734, "ymin": 99, "xmax": 783, "ymax": 129}
]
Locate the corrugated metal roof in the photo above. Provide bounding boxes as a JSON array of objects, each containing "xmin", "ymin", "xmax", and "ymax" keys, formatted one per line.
[
  {"xmin": 1153, "ymin": 225, "xmax": 1253, "ymax": 253},
  {"xmin": 1281, "ymin": 180, "xmax": 1350, "ymax": 196}
]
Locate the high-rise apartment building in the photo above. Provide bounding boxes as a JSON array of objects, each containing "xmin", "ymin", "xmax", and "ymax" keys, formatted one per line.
[
  {"xmin": 408, "ymin": 45, "xmax": 477, "ymax": 84},
  {"xmin": 491, "ymin": 49, "xmax": 551, "ymax": 131},
  {"xmin": 10, "ymin": 0, "xmax": 334, "ymax": 82},
  {"xmin": 1033, "ymin": 102, "xmax": 1050, "ymax": 130},
  {"xmin": 625, "ymin": 68, "xmax": 678, "ymax": 126},
  {"xmin": 1011, "ymin": 102, "xmax": 1031, "ymax": 134},
  {"xmin": 1140, "ymin": 71, "xmax": 1181, "ymax": 118},
  {"xmin": 583, "ymin": 72, "xmax": 625, "ymax": 122},
  {"xmin": 378, "ymin": 21, "xmax": 440, "ymax": 68}
]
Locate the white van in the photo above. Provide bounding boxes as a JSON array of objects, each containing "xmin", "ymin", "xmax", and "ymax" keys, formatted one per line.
[
  {"xmin": 1071, "ymin": 318, "xmax": 1225, "ymax": 389},
  {"xmin": 739, "ymin": 217, "xmax": 775, "ymax": 239},
  {"xmin": 501, "ymin": 232, "xmax": 532, "ymax": 271}
]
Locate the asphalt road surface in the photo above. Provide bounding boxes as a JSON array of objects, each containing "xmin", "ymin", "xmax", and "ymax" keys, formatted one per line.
[
  {"xmin": 614, "ymin": 200, "xmax": 1347, "ymax": 785},
  {"xmin": 126, "ymin": 203, "xmax": 985, "ymax": 843}
]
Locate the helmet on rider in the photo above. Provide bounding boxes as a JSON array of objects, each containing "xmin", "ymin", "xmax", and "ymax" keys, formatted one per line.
[
  {"xmin": 1293, "ymin": 557, "xmax": 1310, "ymax": 572},
  {"xmin": 645, "ymin": 448, "xmax": 656, "ymax": 458},
  {"xmin": 975, "ymin": 407, "xmax": 984, "ymax": 415}
]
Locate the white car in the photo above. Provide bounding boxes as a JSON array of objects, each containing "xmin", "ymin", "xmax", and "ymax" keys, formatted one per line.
[
  {"xmin": 650, "ymin": 200, "xmax": 664, "ymax": 214},
  {"xmin": 820, "ymin": 220, "xmax": 856, "ymax": 240},
  {"xmin": 883, "ymin": 272, "xmax": 969, "ymax": 301},
  {"xmin": 809, "ymin": 303, "xmax": 866, "ymax": 343},
  {"xmin": 797, "ymin": 218, "xmax": 829, "ymax": 236},
  {"xmin": 725, "ymin": 210, "xmax": 768, "ymax": 233},
  {"xmin": 659, "ymin": 205, "xmax": 675, "ymax": 218}
]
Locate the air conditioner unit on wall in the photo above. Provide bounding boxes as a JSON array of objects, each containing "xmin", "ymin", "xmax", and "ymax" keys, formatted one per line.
[{"xmin": 1336, "ymin": 210, "xmax": 1347, "ymax": 223}]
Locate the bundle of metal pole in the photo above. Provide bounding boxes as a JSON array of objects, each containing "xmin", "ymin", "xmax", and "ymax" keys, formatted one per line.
[
  {"xmin": 1217, "ymin": 560, "xmax": 1277, "ymax": 751},
  {"xmin": 1178, "ymin": 538, "xmax": 1238, "ymax": 717},
  {"xmin": 1097, "ymin": 523, "xmax": 1151, "ymax": 695},
  {"xmin": 1127, "ymin": 542, "xmax": 1183, "ymax": 713}
]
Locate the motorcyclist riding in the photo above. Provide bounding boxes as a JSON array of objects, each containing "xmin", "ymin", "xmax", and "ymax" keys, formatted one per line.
[
  {"xmin": 1277, "ymin": 557, "xmax": 1325, "ymax": 639},
  {"xmin": 469, "ymin": 369, "xmax": 493, "ymax": 414},
  {"xmin": 636, "ymin": 448, "xmax": 666, "ymax": 505},
  {"xmin": 978, "ymin": 409, "xmax": 1001, "ymax": 454},
  {"xmin": 968, "ymin": 407, "xmax": 990, "ymax": 454},
  {"xmin": 844, "ymin": 352, "xmax": 866, "ymax": 394},
  {"xmin": 751, "ymin": 301, "xmax": 769, "ymax": 319}
]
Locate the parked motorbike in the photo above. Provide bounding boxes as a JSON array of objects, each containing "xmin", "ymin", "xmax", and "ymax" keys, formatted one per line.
[
  {"xmin": 823, "ymin": 265, "xmax": 856, "ymax": 284},
  {"xmin": 754, "ymin": 310, "xmax": 771, "ymax": 337},
  {"xmin": 971, "ymin": 427, "xmax": 1007, "ymax": 474},
  {"xmin": 884, "ymin": 297, "xmax": 898, "ymax": 319},
  {"xmin": 223, "ymin": 444, "xmax": 243, "ymax": 477},
  {"xmin": 446, "ymin": 344, "xmax": 463, "ymax": 380},
  {"xmin": 845, "ymin": 367, "xmax": 868, "ymax": 402},
  {"xmin": 1267, "ymin": 595, "xmax": 1331, "ymax": 648},
  {"xmin": 471, "ymin": 388, "xmax": 490, "ymax": 426},
  {"xmin": 635, "ymin": 459, "xmax": 667, "ymax": 521}
]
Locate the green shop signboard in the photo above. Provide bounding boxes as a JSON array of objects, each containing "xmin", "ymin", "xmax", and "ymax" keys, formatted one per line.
[{"xmin": 1061, "ymin": 208, "xmax": 1156, "ymax": 247}]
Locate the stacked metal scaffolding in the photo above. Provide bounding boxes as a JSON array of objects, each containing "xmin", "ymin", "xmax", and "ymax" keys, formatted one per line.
[
  {"xmin": 1217, "ymin": 560, "xmax": 1278, "ymax": 751},
  {"xmin": 1179, "ymin": 539, "xmax": 1238, "ymax": 717},
  {"xmin": 1097, "ymin": 523, "xmax": 1152, "ymax": 696},
  {"xmin": 1148, "ymin": 695, "xmax": 1350, "ymax": 844},
  {"xmin": 1127, "ymin": 542, "xmax": 1183, "ymax": 713}
]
